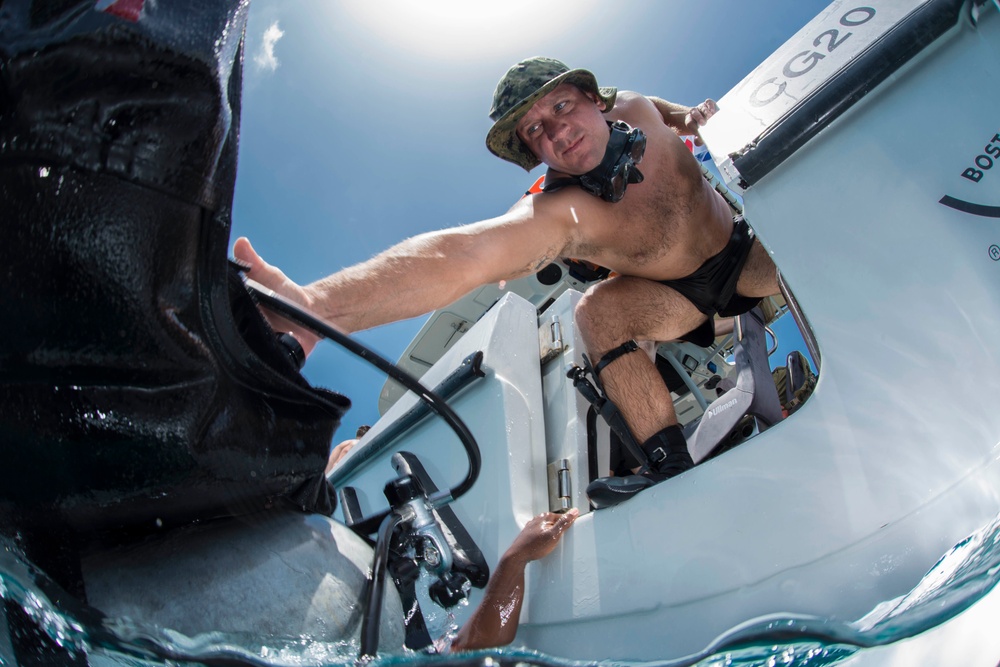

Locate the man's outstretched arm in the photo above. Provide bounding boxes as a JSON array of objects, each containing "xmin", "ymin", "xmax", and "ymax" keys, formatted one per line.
[
  {"xmin": 450, "ymin": 509, "xmax": 579, "ymax": 652},
  {"xmin": 233, "ymin": 198, "xmax": 575, "ymax": 356}
]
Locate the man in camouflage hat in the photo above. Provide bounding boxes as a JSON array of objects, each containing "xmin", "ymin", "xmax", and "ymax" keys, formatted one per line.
[{"xmin": 236, "ymin": 57, "xmax": 780, "ymax": 502}]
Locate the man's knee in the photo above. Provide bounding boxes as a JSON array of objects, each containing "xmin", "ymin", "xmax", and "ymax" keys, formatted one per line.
[
  {"xmin": 576, "ymin": 278, "xmax": 694, "ymax": 347},
  {"xmin": 575, "ymin": 282, "xmax": 621, "ymax": 341}
]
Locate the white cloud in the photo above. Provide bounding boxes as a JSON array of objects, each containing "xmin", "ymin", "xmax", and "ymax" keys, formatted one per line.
[{"xmin": 254, "ymin": 21, "xmax": 284, "ymax": 72}]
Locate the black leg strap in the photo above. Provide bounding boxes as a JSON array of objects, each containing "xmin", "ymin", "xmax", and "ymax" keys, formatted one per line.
[
  {"xmin": 567, "ymin": 363, "xmax": 651, "ymax": 471},
  {"xmin": 594, "ymin": 339, "xmax": 640, "ymax": 377}
]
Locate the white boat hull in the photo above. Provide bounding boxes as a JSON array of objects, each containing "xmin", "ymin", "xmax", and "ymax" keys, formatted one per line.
[{"xmin": 330, "ymin": 1, "xmax": 1000, "ymax": 660}]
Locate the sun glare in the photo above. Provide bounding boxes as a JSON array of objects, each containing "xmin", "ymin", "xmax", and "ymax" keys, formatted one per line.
[{"xmin": 340, "ymin": 0, "xmax": 600, "ymax": 61}]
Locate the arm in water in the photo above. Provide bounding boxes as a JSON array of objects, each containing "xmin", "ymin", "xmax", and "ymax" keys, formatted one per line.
[{"xmin": 450, "ymin": 509, "xmax": 579, "ymax": 651}]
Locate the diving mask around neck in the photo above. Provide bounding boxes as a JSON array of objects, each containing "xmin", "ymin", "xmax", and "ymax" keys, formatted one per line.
[{"xmin": 543, "ymin": 120, "xmax": 646, "ymax": 203}]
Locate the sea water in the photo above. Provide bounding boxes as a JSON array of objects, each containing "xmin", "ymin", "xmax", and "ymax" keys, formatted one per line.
[{"xmin": 3, "ymin": 512, "xmax": 1000, "ymax": 667}]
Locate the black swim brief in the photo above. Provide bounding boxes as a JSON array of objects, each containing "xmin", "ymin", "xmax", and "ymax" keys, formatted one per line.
[{"xmin": 662, "ymin": 215, "xmax": 761, "ymax": 347}]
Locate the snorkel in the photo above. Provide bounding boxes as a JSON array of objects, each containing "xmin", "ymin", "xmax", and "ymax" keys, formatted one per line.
[{"xmin": 543, "ymin": 120, "xmax": 646, "ymax": 203}]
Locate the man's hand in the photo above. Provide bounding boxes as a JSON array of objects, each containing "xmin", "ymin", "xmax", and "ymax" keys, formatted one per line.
[
  {"xmin": 649, "ymin": 95, "xmax": 719, "ymax": 145},
  {"xmin": 684, "ymin": 99, "xmax": 718, "ymax": 144},
  {"xmin": 504, "ymin": 508, "xmax": 579, "ymax": 566},
  {"xmin": 232, "ymin": 237, "xmax": 321, "ymax": 357},
  {"xmin": 684, "ymin": 98, "xmax": 718, "ymax": 132}
]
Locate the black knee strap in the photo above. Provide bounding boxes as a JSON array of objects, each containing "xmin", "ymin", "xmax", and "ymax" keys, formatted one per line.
[{"xmin": 594, "ymin": 339, "xmax": 640, "ymax": 377}]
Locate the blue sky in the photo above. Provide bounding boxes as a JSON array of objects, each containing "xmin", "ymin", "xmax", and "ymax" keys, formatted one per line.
[{"xmin": 231, "ymin": 1, "xmax": 831, "ymax": 435}]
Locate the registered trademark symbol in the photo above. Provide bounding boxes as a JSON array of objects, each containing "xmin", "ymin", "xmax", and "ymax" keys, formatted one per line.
[{"xmin": 990, "ymin": 245, "xmax": 1000, "ymax": 261}]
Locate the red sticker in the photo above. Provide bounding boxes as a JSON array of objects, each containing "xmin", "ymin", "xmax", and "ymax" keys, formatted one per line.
[{"xmin": 101, "ymin": 0, "xmax": 144, "ymax": 22}]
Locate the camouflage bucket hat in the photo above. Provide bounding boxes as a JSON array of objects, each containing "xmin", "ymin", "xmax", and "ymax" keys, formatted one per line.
[{"xmin": 486, "ymin": 57, "xmax": 617, "ymax": 171}]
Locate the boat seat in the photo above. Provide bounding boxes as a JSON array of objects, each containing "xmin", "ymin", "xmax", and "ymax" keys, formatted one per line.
[{"xmin": 683, "ymin": 307, "xmax": 784, "ymax": 464}]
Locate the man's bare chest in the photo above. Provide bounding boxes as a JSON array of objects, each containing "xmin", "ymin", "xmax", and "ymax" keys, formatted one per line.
[{"xmin": 580, "ymin": 175, "xmax": 701, "ymax": 272}]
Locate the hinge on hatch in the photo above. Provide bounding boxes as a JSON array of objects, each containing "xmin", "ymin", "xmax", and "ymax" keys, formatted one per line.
[
  {"xmin": 538, "ymin": 316, "xmax": 565, "ymax": 366},
  {"xmin": 547, "ymin": 458, "xmax": 572, "ymax": 513}
]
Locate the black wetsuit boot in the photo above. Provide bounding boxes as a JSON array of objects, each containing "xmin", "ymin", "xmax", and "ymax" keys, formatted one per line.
[
  {"xmin": 586, "ymin": 425, "xmax": 694, "ymax": 509},
  {"xmin": 639, "ymin": 425, "xmax": 695, "ymax": 482}
]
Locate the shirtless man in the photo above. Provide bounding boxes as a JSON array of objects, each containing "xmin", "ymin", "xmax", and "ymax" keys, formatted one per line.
[{"xmin": 235, "ymin": 57, "xmax": 779, "ymax": 493}]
